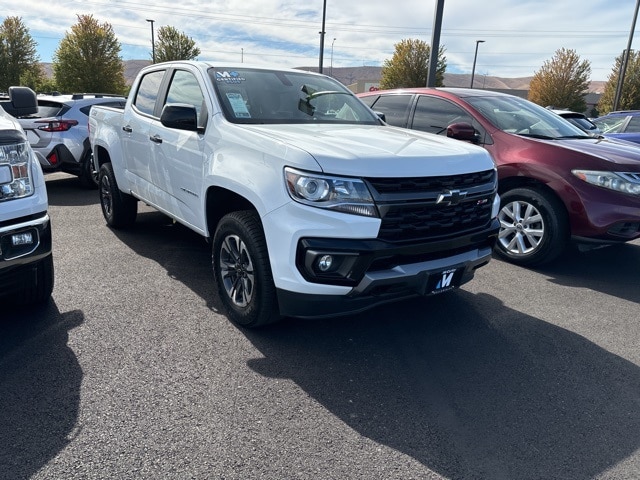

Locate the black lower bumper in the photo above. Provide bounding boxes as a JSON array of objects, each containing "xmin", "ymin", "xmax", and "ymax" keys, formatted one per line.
[{"xmin": 278, "ymin": 219, "xmax": 499, "ymax": 318}]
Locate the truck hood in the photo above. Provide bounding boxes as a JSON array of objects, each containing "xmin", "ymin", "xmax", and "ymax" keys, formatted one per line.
[{"xmin": 242, "ymin": 123, "xmax": 496, "ymax": 177}]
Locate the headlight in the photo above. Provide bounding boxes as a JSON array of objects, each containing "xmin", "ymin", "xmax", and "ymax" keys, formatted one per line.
[
  {"xmin": 0, "ymin": 141, "xmax": 35, "ymax": 201},
  {"xmin": 572, "ymin": 170, "xmax": 640, "ymax": 196},
  {"xmin": 284, "ymin": 167, "xmax": 378, "ymax": 217}
]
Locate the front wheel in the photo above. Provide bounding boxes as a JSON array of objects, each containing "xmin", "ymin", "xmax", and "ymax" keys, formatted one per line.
[
  {"xmin": 212, "ymin": 211, "xmax": 280, "ymax": 328},
  {"xmin": 99, "ymin": 163, "xmax": 137, "ymax": 229},
  {"xmin": 495, "ymin": 187, "xmax": 569, "ymax": 267}
]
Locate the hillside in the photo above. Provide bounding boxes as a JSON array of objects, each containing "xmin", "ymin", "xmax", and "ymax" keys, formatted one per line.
[{"xmin": 40, "ymin": 61, "xmax": 607, "ymax": 93}]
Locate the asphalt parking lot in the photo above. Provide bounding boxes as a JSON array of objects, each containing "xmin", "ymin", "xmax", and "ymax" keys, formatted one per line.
[{"xmin": 2, "ymin": 172, "xmax": 639, "ymax": 479}]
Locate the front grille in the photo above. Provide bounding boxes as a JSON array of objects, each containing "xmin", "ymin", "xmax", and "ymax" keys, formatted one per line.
[
  {"xmin": 367, "ymin": 169, "xmax": 496, "ymax": 194},
  {"xmin": 365, "ymin": 169, "xmax": 496, "ymax": 243}
]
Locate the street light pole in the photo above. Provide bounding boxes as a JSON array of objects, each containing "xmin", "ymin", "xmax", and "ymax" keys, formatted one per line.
[
  {"xmin": 146, "ymin": 19, "xmax": 155, "ymax": 64},
  {"xmin": 470, "ymin": 40, "xmax": 485, "ymax": 89},
  {"xmin": 330, "ymin": 38, "xmax": 336, "ymax": 77},
  {"xmin": 318, "ymin": 0, "xmax": 327, "ymax": 73}
]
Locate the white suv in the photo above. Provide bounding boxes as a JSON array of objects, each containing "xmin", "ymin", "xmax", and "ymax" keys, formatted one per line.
[
  {"xmin": 0, "ymin": 87, "xmax": 54, "ymax": 305},
  {"xmin": 16, "ymin": 93, "xmax": 126, "ymax": 188}
]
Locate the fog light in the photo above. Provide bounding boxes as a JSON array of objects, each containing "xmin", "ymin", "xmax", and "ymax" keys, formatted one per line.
[
  {"xmin": 317, "ymin": 254, "xmax": 333, "ymax": 272},
  {"xmin": 12, "ymin": 232, "xmax": 34, "ymax": 246}
]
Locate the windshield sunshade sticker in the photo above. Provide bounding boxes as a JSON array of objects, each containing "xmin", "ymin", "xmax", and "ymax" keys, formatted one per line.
[{"xmin": 226, "ymin": 92, "xmax": 251, "ymax": 118}]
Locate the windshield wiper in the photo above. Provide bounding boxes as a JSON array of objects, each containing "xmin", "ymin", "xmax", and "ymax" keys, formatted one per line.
[
  {"xmin": 557, "ymin": 135, "xmax": 592, "ymax": 139},
  {"xmin": 517, "ymin": 133, "xmax": 556, "ymax": 140}
]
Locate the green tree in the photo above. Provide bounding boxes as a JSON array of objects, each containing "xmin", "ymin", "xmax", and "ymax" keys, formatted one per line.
[
  {"xmin": 154, "ymin": 26, "xmax": 200, "ymax": 63},
  {"xmin": 597, "ymin": 50, "xmax": 640, "ymax": 114},
  {"xmin": 380, "ymin": 39, "xmax": 446, "ymax": 89},
  {"xmin": 53, "ymin": 14, "xmax": 126, "ymax": 94},
  {"xmin": 0, "ymin": 16, "xmax": 41, "ymax": 91},
  {"xmin": 527, "ymin": 48, "xmax": 591, "ymax": 112}
]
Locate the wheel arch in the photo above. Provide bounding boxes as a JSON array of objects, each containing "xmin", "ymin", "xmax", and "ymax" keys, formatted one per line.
[{"xmin": 205, "ymin": 186, "xmax": 260, "ymax": 240}]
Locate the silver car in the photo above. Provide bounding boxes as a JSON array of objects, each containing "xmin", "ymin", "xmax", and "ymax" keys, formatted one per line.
[{"xmin": 18, "ymin": 93, "xmax": 126, "ymax": 188}]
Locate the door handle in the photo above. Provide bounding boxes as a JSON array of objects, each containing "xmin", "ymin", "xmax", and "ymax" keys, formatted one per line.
[
  {"xmin": 149, "ymin": 135, "xmax": 163, "ymax": 144},
  {"xmin": 122, "ymin": 125, "xmax": 132, "ymax": 133}
]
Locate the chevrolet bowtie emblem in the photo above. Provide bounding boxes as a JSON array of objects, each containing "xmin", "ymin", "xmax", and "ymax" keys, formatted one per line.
[{"xmin": 436, "ymin": 189, "xmax": 467, "ymax": 205}]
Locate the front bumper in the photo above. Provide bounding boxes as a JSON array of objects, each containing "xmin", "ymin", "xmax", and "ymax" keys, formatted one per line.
[
  {"xmin": 277, "ymin": 218, "xmax": 499, "ymax": 318},
  {"xmin": 0, "ymin": 212, "xmax": 52, "ymax": 294}
]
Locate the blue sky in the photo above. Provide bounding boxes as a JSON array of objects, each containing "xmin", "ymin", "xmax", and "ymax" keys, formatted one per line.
[{"xmin": 4, "ymin": 0, "xmax": 638, "ymax": 80}]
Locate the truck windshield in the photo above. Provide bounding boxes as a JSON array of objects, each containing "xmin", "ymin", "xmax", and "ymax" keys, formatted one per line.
[{"xmin": 209, "ymin": 67, "xmax": 380, "ymax": 125}]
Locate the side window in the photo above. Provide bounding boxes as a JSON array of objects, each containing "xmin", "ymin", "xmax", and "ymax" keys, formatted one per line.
[
  {"xmin": 165, "ymin": 70, "xmax": 206, "ymax": 127},
  {"xmin": 625, "ymin": 115, "xmax": 640, "ymax": 132},
  {"xmin": 412, "ymin": 96, "xmax": 474, "ymax": 134},
  {"xmin": 133, "ymin": 70, "xmax": 165, "ymax": 116},
  {"xmin": 369, "ymin": 95, "xmax": 413, "ymax": 127},
  {"xmin": 359, "ymin": 95, "xmax": 379, "ymax": 108}
]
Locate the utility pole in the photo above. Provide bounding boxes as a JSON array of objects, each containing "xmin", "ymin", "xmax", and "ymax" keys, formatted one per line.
[
  {"xmin": 614, "ymin": 0, "xmax": 640, "ymax": 111},
  {"xmin": 426, "ymin": 0, "xmax": 445, "ymax": 87}
]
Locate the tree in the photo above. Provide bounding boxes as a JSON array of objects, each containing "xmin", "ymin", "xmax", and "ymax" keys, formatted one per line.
[
  {"xmin": 0, "ymin": 16, "xmax": 41, "ymax": 91},
  {"xmin": 380, "ymin": 39, "xmax": 446, "ymax": 89},
  {"xmin": 154, "ymin": 26, "xmax": 200, "ymax": 63},
  {"xmin": 528, "ymin": 48, "xmax": 591, "ymax": 112},
  {"xmin": 53, "ymin": 14, "xmax": 126, "ymax": 94},
  {"xmin": 597, "ymin": 50, "xmax": 640, "ymax": 114}
]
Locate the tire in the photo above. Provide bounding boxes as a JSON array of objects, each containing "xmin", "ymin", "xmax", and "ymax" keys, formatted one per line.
[
  {"xmin": 19, "ymin": 254, "xmax": 54, "ymax": 305},
  {"xmin": 99, "ymin": 163, "xmax": 137, "ymax": 229},
  {"xmin": 78, "ymin": 152, "xmax": 99, "ymax": 189},
  {"xmin": 495, "ymin": 187, "xmax": 569, "ymax": 267},
  {"xmin": 212, "ymin": 211, "xmax": 280, "ymax": 328}
]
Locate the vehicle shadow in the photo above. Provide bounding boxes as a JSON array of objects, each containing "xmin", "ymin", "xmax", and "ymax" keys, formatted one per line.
[
  {"xmin": 100, "ymin": 212, "xmax": 640, "ymax": 478},
  {"xmin": 44, "ymin": 173, "xmax": 98, "ymax": 207},
  {"xmin": 534, "ymin": 242, "xmax": 640, "ymax": 304},
  {"xmin": 243, "ymin": 291, "xmax": 640, "ymax": 480},
  {"xmin": 0, "ymin": 302, "xmax": 84, "ymax": 480},
  {"xmin": 108, "ymin": 210, "xmax": 215, "ymax": 303}
]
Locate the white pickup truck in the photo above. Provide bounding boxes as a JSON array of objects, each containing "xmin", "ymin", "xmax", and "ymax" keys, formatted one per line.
[{"xmin": 89, "ymin": 61, "xmax": 500, "ymax": 327}]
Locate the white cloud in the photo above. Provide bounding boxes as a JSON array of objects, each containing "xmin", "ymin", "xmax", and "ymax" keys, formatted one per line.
[{"xmin": 3, "ymin": 0, "xmax": 637, "ymax": 80}]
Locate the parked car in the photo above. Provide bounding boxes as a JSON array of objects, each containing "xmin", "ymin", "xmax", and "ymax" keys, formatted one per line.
[
  {"xmin": 550, "ymin": 109, "xmax": 601, "ymax": 136},
  {"xmin": 359, "ymin": 88, "xmax": 640, "ymax": 266},
  {"xmin": 592, "ymin": 110, "xmax": 640, "ymax": 144},
  {"xmin": 0, "ymin": 87, "xmax": 54, "ymax": 305},
  {"xmin": 9, "ymin": 93, "xmax": 126, "ymax": 188}
]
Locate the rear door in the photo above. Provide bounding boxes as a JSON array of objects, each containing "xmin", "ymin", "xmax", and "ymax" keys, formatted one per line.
[{"xmin": 123, "ymin": 68, "xmax": 167, "ymax": 202}]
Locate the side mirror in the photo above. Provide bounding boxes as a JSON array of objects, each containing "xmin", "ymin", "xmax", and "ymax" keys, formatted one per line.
[
  {"xmin": 2, "ymin": 86, "xmax": 38, "ymax": 117},
  {"xmin": 446, "ymin": 122, "xmax": 477, "ymax": 142},
  {"xmin": 160, "ymin": 103, "xmax": 200, "ymax": 132},
  {"xmin": 374, "ymin": 111, "xmax": 386, "ymax": 122}
]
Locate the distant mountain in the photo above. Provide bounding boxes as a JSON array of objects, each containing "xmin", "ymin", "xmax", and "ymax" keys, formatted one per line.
[{"xmin": 40, "ymin": 61, "xmax": 606, "ymax": 93}]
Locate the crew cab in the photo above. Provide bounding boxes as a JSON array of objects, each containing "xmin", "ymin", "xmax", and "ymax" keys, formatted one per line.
[{"xmin": 89, "ymin": 61, "xmax": 500, "ymax": 327}]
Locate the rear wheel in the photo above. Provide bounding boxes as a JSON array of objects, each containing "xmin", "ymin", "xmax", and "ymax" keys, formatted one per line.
[
  {"xmin": 78, "ymin": 152, "xmax": 99, "ymax": 189},
  {"xmin": 99, "ymin": 163, "xmax": 137, "ymax": 228},
  {"xmin": 495, "ymin": 187, "xmax": 568, "ymax": 267},
  {"xmin": 212, "ymin": 211, "xmax": 280, "ymax": 328}
]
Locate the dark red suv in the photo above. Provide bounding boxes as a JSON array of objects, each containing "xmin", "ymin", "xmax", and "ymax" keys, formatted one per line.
[{"xmin": 359, "ymin": 88, "xmax": 640, "ymax": 266}]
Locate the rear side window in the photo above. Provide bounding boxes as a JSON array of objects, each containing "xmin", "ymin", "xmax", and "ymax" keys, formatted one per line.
[
  {"xmin": 625, "ymin": 115, "xmax": 640, "ymax": 132},
  {"xmin": 79, "ymin": 101, "xmax": 126, "ymax": 116},
  {"xmin": 411, "ymin": 96, "xmax": 474, "ymax": 134},
  {"xmin": 368, "ymin": 95, "xmax": 412, "ymax": 127},
  {"xmin": 134, "ymin": 70, "xmax": 165, "ymax": 116}
]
